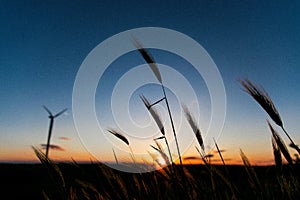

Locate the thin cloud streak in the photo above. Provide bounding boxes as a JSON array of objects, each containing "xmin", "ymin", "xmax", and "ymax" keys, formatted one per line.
[
  {"xmin": 40, "ymin": 144, "xmax": 65, "ymax": 151},
  {"xmin": 58, "ymin": 136, "xmax": 71, "ymax": 141}
]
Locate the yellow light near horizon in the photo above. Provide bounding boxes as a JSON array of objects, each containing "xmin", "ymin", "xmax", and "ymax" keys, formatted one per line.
[{"xmin": 157, "ymin": 157, "xmax": 167, "ymax": 166}]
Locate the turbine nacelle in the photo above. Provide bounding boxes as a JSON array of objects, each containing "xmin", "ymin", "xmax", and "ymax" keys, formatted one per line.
[{"xmin": 43, "ymin": 105, "xmax": 67, "ymax": 118}]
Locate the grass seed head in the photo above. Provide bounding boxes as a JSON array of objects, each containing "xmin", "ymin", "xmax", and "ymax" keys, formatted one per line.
[
  {"xmin": 133, "ymin": 37, "xmax": 162, "ymax": 84},
  {"xmin": 107, "ymin": 129, "xmax": 129, "ymax": 146},
  {"xmin": 183, "ymin": 104, "xmax": 204, "ymax": 151},
  {"xmin": 239, "ymin": 79, "xmax": 283, "ymax": 127},
  {"xmin": 140, "ymin": 95, "xmax": 165, "ymax": 135}
]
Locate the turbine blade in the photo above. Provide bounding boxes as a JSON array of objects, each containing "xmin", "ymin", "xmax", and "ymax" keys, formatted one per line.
[
  {"xmin": 43, "ymin": 105, "xmax": 52, "ymax": 116},
  {"xmin": 54, "ymin": 108, "xmax": 68, "ymax": 118}
]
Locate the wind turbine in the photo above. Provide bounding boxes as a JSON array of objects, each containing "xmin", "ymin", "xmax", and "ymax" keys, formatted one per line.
[{"xmin": 43, "ymin": 106, "xmax": 67, "ymax": 158}]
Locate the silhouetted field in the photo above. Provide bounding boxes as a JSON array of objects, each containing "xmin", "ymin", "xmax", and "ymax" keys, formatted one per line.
[{"xmin": 1, "ymin": 163, "xmax": 299, "ymax": 199}]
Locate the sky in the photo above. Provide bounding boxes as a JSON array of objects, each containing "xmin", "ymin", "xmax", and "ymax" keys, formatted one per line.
[{"xmin": 1, "ymin": 0, "xmax": 300, "ymax": 166}]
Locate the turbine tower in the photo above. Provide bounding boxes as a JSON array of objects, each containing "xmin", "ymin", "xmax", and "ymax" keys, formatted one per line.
[{"xmin": 43, "ymin": 106, "xmax": 67, "ymax": 158}]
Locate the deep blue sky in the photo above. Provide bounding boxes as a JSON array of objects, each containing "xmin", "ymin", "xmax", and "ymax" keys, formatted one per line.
[{"xmin": 1, "ymin": 0, "xmax": 299, "ymax": 164}]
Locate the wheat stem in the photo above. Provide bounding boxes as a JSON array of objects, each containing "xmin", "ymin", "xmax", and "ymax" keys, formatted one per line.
[
  {"xmin": 161, "ymin": 84, "xmax": 183, "ymax": 167},
  {"xmin": 213, "ymin": 138, "xmax": 225, "ymax": 166},
  {"xmin": 164, "ymin": 137, "xmax": 174, "ymax": 165},
  {"xmin": 149, "ymin": 97, "xmax": 165, "ymax": 108},
  {"xmin": 282, "ymin": 126, "xmax": 300, "ymax": 155},
  {"xmin": 112, "ymin": 148, "xmax": 119, "ymax": 165}
]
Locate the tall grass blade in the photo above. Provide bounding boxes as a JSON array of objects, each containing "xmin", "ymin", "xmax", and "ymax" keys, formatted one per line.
[
  {"xmin": 151, "ymin": 141, "xmax": 175, "ymax": 179},
  {"xmin": 213, "ymin": 138, "xmax": 226, "ymax": 166},
  {"xmin": 267, "ymin": 121, "xmax": 293, "ymax": 165},
  {"xmin": 213, "ymin": 139, "xmax": 237, "ymax": 199},
  {"xmin": 135, "ymin": 37, "xmax": 183, "ymax": 175},
  {"xmin": 140, "ymin": 95, "xmax": 174, "ymax": 164},
  {"xmin": 289, "ymin": 142, "xmax": 300, "ymax": 155},
  {"xmin": 161, "ymin": 85, "xmax": 183, "ymax": 169},
  {"xmin": 140, "ymin": 94, "xmax": 151, "ymax": 110},
  {"xmin": 112, "ymin": 148, "xmax": 119, "ymax": 165},
  {"xmin": 32, "ymin": 146, "xmax": 67, "ymax": 198},
  {"xmin": 154, "ymin": 136, "xmax": 165, "ymax": 140},
  {"xmin": 196, "ymin": 147, "xmax": 237, "ymax": 199},
  {"xmin": 150, "ymin": 144, "xmax": 170, "ymax": 165},
  {"xmin": 272, "ymin": 136, "xmax": 282, "ymax": 170},
  {"xmin": 240, "ymin": 149, "xmax": 263, "ymax": 196}
]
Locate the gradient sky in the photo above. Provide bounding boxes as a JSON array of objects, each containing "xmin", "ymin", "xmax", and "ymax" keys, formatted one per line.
[{"xmin": 1, "ymin": 0, "xmax": 300, "ymax": 165}]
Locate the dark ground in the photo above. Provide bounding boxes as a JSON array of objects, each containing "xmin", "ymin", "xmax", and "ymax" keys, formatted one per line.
[{"xmin": 0, "ymin": 163, "xmax": 298, "ymax": 199}]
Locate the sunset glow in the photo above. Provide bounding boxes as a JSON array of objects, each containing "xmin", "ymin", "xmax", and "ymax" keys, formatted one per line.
[{"xmin": 1, "ymin": 1, "xmax": 299, "ymax": 167}]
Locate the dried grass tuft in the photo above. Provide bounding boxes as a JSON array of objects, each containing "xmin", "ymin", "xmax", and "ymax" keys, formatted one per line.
[
  {"xmin": 150, "ymin": 142, "xmax": 169, "ymax": 165},
  {"xmin": 240, "ymin": 79, "xmax": 300, "ymax": 155},
  {"xmin": 272, "ymin": 136, "xmax": 282, "ymax": 169}
]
